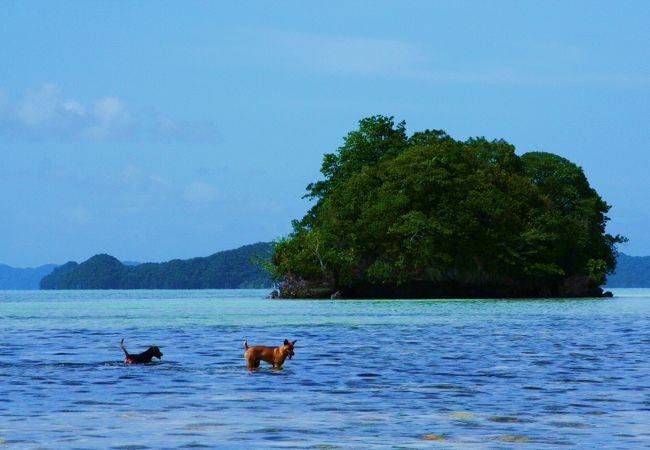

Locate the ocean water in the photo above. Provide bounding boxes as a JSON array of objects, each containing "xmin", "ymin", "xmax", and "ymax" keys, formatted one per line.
[{"xmin": 1, "ymin": 289, "xmax": 650, "ymax": 449}]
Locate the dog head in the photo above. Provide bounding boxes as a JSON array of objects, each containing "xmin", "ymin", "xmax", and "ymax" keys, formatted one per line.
[
  {"xmin": 283, "ymin": 339, "xmax": 297, "ymax": 359},
  {"xmin": 149, "ymin": 346, "xmax": 163, "ymax": 359}
]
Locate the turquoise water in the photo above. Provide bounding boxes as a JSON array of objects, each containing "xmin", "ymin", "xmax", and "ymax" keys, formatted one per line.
[{"xmin": 1, "ymin": 289, "xmax": 650, "ymax": 448}]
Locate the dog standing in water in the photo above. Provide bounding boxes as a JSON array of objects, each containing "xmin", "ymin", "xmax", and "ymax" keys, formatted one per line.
[
  {"xmin": 120, "ymin": 338, "xmax": 163, "ymax": 364},
  {"xmin": 244, "ymin": 339, "xmax": 296, "ymax": 370}
]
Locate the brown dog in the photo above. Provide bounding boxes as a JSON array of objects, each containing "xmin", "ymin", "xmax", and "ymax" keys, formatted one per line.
[
  {"xmin": 120, "ymin": 338, "xmax": 163, "ymax": 364},
  {"xmin": 243, "ymin": 339, "xmax": 296, "ymax": 370}
]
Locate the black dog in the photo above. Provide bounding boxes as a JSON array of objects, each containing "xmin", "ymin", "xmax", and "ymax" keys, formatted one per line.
[{"xmin": 120, "ymin": 338, "xmax": 163, "ymax": 364}]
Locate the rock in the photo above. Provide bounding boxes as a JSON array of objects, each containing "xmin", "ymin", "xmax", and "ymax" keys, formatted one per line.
[
  {"xmin": 278, "ymin": 278, "xmax": 333, "ymax": 298},
  {"xmin": 558, "ymin": 275, "xmax": 604, "ymax": 297}
]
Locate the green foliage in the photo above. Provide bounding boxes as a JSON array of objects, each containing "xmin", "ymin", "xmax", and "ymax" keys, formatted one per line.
[
  {"xmin": 272, "ymin": 116, "xmax": 625, "ymax": 296},
  {"xmin": 586, "ymin": 258, "xmax": 607, "ymax": 285},
  {"xmin": 39, "ymin": 261, "xmax": 79, "ymax": 289},
  {"xmin": 521, "ymin": 152, "xmax": 626, "ymax": 277},
  {"xmin": 40, "ymin": 243, "xmax": 273, "ymax": 289}
]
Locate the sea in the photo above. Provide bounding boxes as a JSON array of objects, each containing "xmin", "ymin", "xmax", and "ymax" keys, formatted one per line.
[{"xmin": 1, "ymin": 289, "xmax": 649, "ymax": 449}]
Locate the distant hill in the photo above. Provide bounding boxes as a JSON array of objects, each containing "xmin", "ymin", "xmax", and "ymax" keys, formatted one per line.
[
  {"xmin": 40, "ymin": 242, "xmax": 273, "ymax": 290},
  {"xmin": 3, "ymin": 247, "xmax": 645, "ymax": 291},
  {"xmin": 0, "ymin": 264, "xmax": 57, "ymax": 290},
  {"xmin": 605, "ymin": 253, "xmax": 650, "ymax": 287}
]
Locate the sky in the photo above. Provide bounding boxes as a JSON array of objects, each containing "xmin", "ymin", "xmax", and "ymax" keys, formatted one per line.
[{"xmin": 1, "ymin": 1, "xmax": 649, "ymax": 267}]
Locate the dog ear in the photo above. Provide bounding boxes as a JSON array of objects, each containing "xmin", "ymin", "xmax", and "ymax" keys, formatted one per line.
[
  {"xmin": 284, "ymin": 339, "xmax": 290, "ymax": 345},
  {"xmin": 292, "ymin": 340, "xmax": 297, "ymax": 345}
]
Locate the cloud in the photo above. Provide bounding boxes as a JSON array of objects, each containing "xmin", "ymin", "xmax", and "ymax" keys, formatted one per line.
[
  {"xmin": 119, "ymin": 164, "xmax": 174, "ymax": 192},
  {"xmin": 400, "ymin": 67, "xmax": 650, "ymax": 88},
  {"xmin": 3, "ymin": 83, "xmax": 133, "ymax": 140},
  {"xmin": 81, "ymin": 96, "xmax": 134, "ymax": 140},
  {"xmin": 184, "ymin": 181, "xmax": 221, "ymax": 203},
  {"xmin": 0, "ymin": 83, "xmax": 217, "ymax": 142},
  {"xmin": 247, "ymin": 30, "xmax": 650, "ymax": 88},
  {"xmin": 266, "ymin": 31, "xmax": 428, "ymax": 76},
  {"xmin": 13, "ymin": 83, "xmax": 89, "ymax": 136},
  {"xmin": 153, "ymin": 114, "xmax": 217, "ymax": 143},
  {"xmin": 61, "ymin": 206, "xmax": 92, "ymax": 224}
]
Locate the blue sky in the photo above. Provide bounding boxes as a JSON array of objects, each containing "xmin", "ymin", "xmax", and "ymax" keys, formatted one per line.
[{"xmin": 1, "ymin": 1, "xmax": 649, "ymax": 266}]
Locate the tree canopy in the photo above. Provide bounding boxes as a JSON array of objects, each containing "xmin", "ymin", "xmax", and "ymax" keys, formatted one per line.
[
  {"xmin": 272, "ymin": 116, "xmax": 625, "ymax": 298},
  {"xmin": 40, "ymin": 243, "xmax": 273, "ymax": 289}
]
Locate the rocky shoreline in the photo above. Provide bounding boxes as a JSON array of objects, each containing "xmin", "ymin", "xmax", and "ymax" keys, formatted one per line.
[{"xmin": 269, "ymin": 275, "xmax": 612, "ymax": 299}]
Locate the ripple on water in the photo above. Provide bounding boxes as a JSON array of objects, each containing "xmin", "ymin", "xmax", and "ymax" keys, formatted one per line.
[{"xmin": 2, "ymin": 290, "xmax": 650, "ymax": 448}]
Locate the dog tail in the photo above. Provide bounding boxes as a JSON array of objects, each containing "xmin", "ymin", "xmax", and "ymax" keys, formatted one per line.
[
  {"xmin": 120, "ymin": 338, "xmax": 129, "ymax": 357},
  {"xmin": 243, "ymin": 340, "xmax": 248, "ymax": 350}
]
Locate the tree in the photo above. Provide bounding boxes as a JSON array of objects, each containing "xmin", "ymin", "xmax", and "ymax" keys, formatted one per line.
[
  {"xmin": 272, "ymin": 116, "xmax": 624, "ymax": 298},
  {"xmin": 521, "ymin": 151, "xmax": 625, "ymax": 283}
]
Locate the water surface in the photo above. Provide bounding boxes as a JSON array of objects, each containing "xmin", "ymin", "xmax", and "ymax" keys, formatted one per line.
[{"xmin": 1, "ymin": 289, "xmax": 650, "ymax": 448}]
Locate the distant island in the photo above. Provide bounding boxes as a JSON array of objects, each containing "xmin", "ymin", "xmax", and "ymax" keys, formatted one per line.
[
  {"xmin": 40, "ymin": 243, "xmax": 273, "ymax": 290},
  {"xmin": 0, "ymin": 264, "xmax": 58, "ymax": 290},
  {"xmin": 270, "ymin": 116, "xmax": 626, "ymax": 298},
  {"xmin": 0, "ymin": 247, "xmax": 646, "ymax": 292},
  {"xmin": 605, "ymin": 254, "xmax": 650, "ymax": 288}
]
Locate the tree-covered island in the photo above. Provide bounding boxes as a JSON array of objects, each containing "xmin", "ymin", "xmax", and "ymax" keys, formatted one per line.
[
  {"xmin": 40, "ymin": 243, "xmax": 273, "ymax": 289},
  {"xmin": 271, "ymin": 116, "xmax": 625, "ymax": 298}
]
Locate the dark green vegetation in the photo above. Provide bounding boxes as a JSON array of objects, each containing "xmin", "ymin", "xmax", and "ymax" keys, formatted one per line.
[
  {"xmin": 0, "ymin": 251, "xmax": 643, "ymax": 291},
  {"xmin": 606, "ymin": 254, "xmax": 650, "ymax": 287},
  {"xmin": 272, "ymin": 116, "xmax": 625, "ymax": 298},
  {"xmin": 40, "ymin": 243, "xmax": 273, "ymax": 289},
  {"xmin": 0, "ymin": 264, "xmax": 57, "ymax": 290}
]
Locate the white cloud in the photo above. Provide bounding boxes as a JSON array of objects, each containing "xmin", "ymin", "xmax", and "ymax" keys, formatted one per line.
[
  {"xmin": 184, "ymin": 181, "xmax": 221, "ymax": 203},
  {"xmin": 247, "ymin": 30, "xmax": 650, "ymax": 88},
  {"xmin": 62, "ymin": 206, "xmax": 92, "ymax": 224},
  {"xmin": 154, "ymin": 114, "xmax": 217, "ymax": 143},
  {"xmin": 119, "ymin": 164, "xmax": 173, "ymax": 191},
  {"xmin": 6, "ymin": 83, "xmax": 132, "ymax": 140},
  {"xmin": 268, "ymin": 31, "xmax": 428, "ymax": 76},
  {"xmin": 81, "ymin": 96, "xmax": 133, "ymax": 140},
  {"xmin": 0, "ymin": 83, "xmax": 216, "ymax": 142},
  {"xmin": 15, "ymin": 83, "xmax": 86, "ymax": 131},
  {"xmin": 149, "ymin": 173, "xmax": 173, "ymax": 190},
  {"xmin": 62, "ymin": 100, "xmax": 85, "ymax": 115},
  {"xmin": 119, "ymin": 165, "xmax": 145, "ymax": 187}
]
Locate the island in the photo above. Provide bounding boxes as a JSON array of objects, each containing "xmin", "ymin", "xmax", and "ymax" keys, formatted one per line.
[
  {"xmin": 40, "ymin": 242, "xmax": 273, "ymax": 289},
  {"xmin": 270, "ymin": 116, "xmax": 625, "ymax": 298}
]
